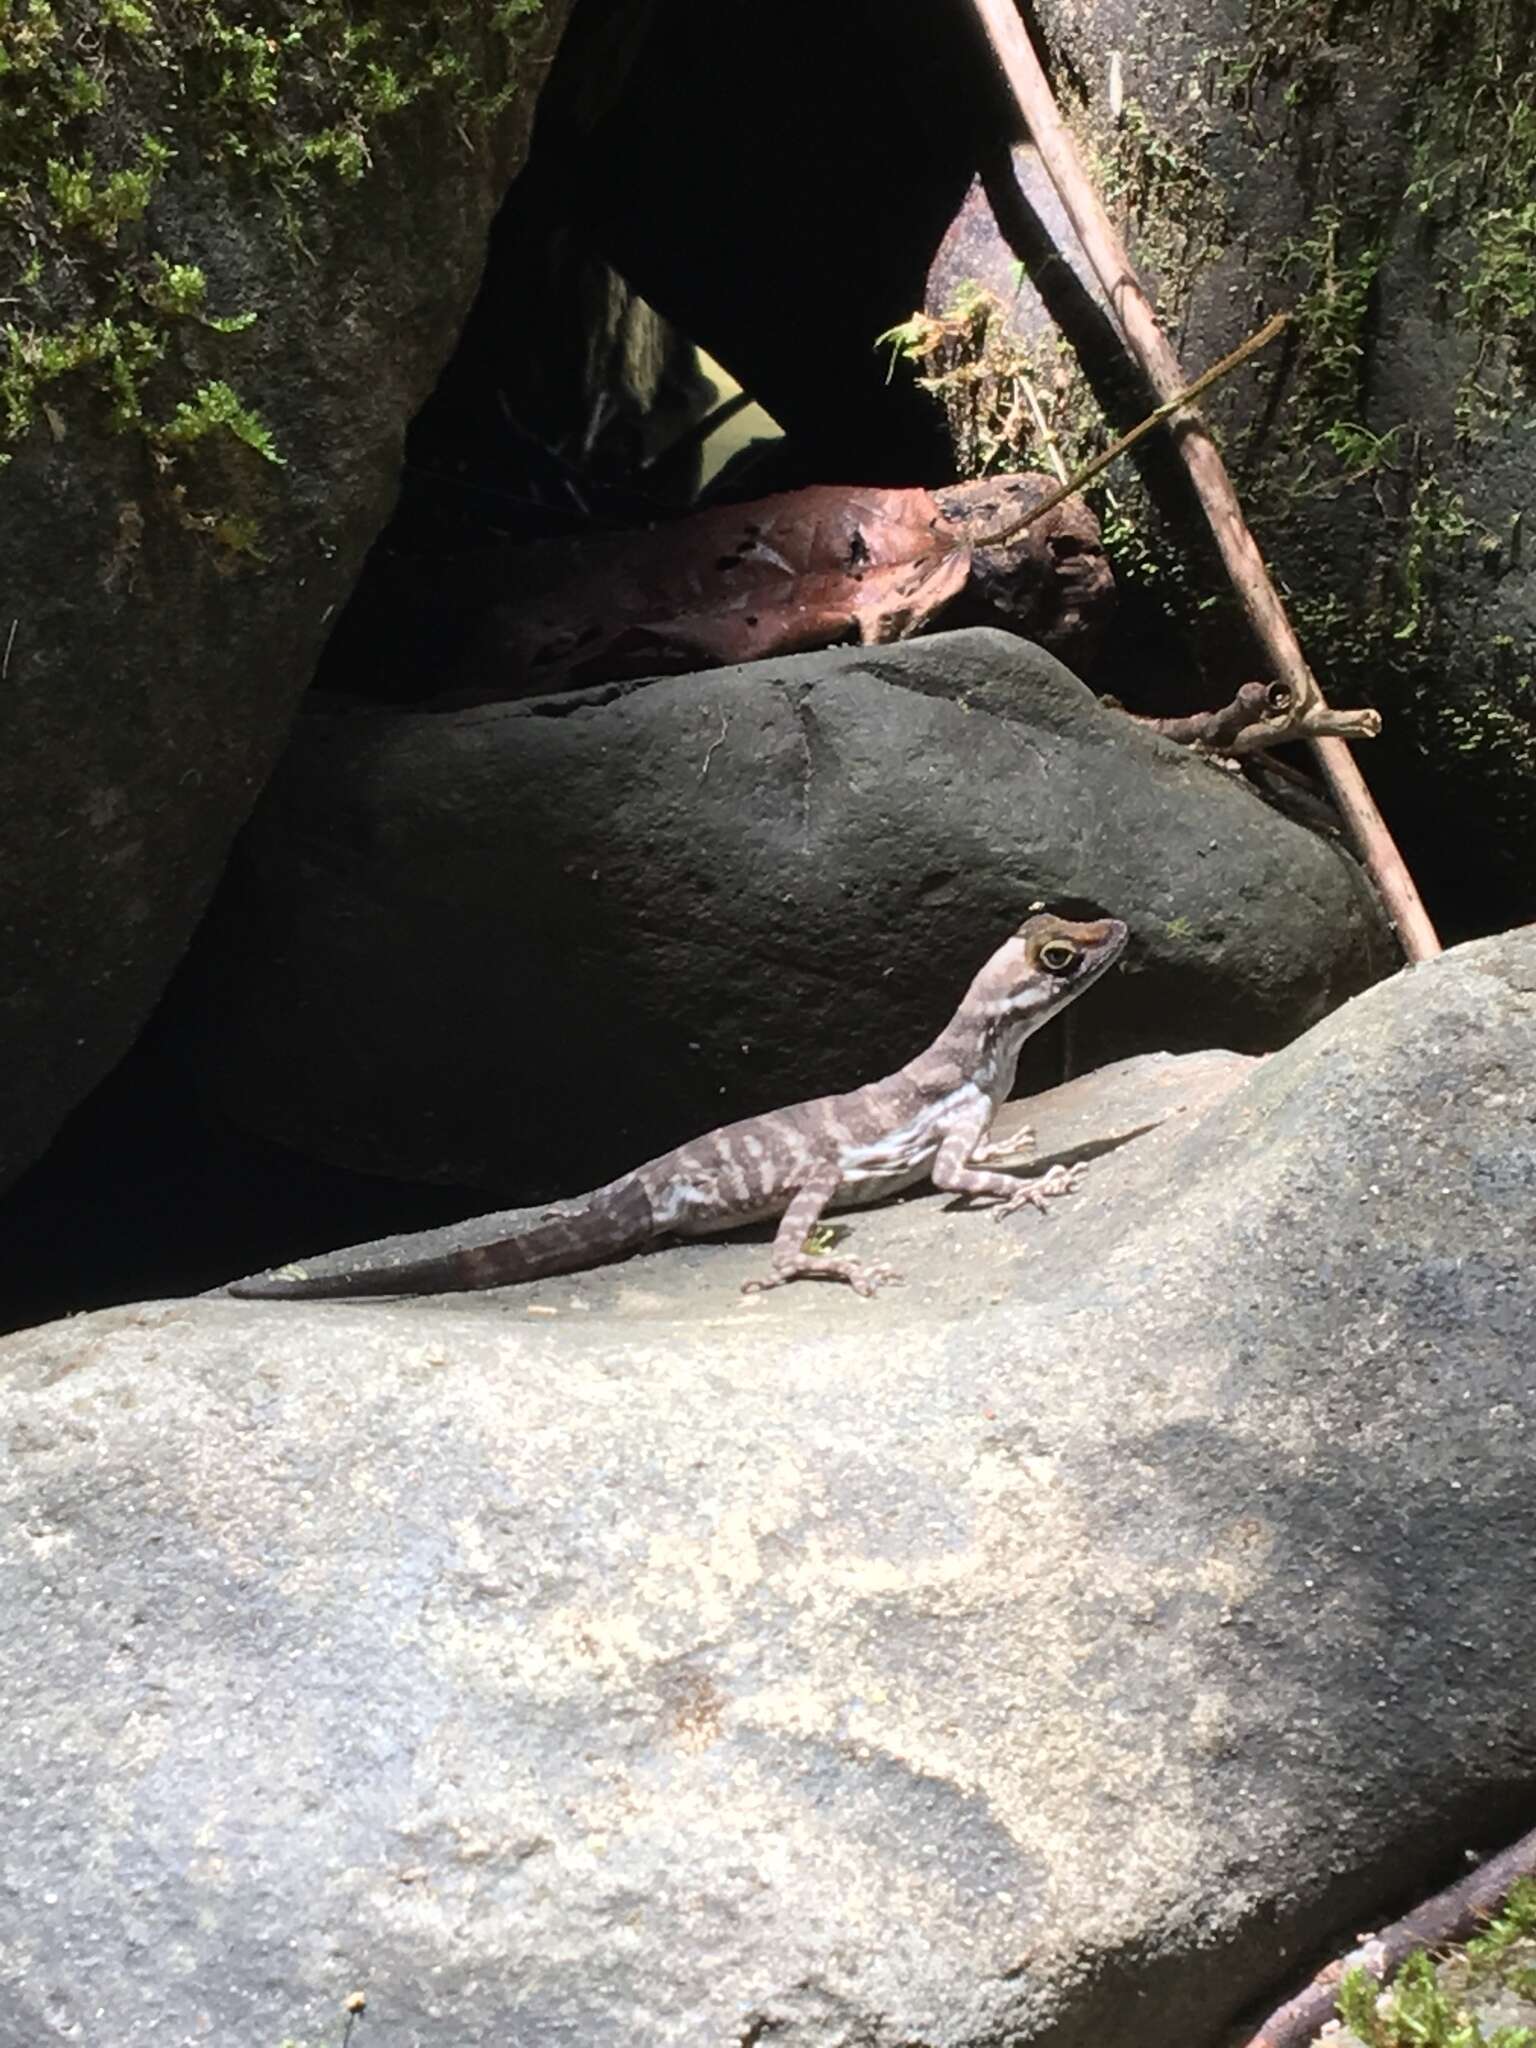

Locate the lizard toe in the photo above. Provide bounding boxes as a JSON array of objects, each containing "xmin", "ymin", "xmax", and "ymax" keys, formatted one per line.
[{"xmin": 995, "ymin": 1161, "xmax": 1086, "ymax": 1218}]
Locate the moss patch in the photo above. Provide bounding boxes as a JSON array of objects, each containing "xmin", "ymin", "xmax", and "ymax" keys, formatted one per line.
[
  {"xmin": 1205, "ymin": 0, "xmax": 1536, "ymax": 865},
  {"xmin": 1220, "ymin": 0, "xmax": 1533, "ymax": 556},
  {"xmin": 876, "ymin": 263, "xmax": 1221, "ymax": 633},
  {"xmin": 878, "ymin": 277, "xmax": 1056, "ymax": 482},
  {"xmin": 0, "ymin": 0, "xmax": 544, "ymax": 526},
  {"xmin": 1331, "ymin": 1878, "xmax": 1536, "ymax": 2048}
]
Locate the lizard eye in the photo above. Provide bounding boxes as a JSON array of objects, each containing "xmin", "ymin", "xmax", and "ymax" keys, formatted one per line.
[{"xmin": 1039, "ymin": 939, "xmax": 1080, "ymax": 975}]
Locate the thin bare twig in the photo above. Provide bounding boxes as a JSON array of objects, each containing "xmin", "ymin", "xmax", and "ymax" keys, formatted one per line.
[
  {"xmin": 976, "ymin": 313, "xmax": 1291, "ymax": 548},
  {"xmin": 1237, "ymin": 1820, "xmax": 1536, "ymax": 2048},
  {"xmin": 1113, "ymin": 680, "xmax": 1379, "ymax": 755},
  {"xmin": 1017, "ymin": 367, "xmax": 1072, "ymax": 485},
  {"xmin": 965, "ymin": 0, "xmax": 1441, "ymax": 961}
]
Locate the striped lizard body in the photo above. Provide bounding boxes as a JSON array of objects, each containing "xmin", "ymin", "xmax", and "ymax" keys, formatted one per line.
[{"xmin": 226, "ymin": 911, "xmax": 1127, "ymax": 1300}]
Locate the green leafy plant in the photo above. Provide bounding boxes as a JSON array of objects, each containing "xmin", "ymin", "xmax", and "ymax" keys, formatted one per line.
[
  {"xmin": 1279, "ymin": 205, "xmax": 1382, "ymax": 428},
  {"xmin": 100, "ymin": 0, "xmax": 156, "ymax": 34},
  {"xmin": 0, "ymin": 314, "xmax": 165, "ymax": 436},
  {"xmin": 1468, "ymin": 1880, "xmax": 1536, "ymax": 1961},
  {"xmin": 876, "ymin": 281, "xmax": 1071, "ymax": 480}
]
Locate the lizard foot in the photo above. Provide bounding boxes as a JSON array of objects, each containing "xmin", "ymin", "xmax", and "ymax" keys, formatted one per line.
[
  {"xmin": 744, "ymin": 1256, "xmax": 903, "ymax": 1297},
  {"xmin": 993, "ymin": 1161, "xmax": 1083, "ymax": 1218},
  {"xmin": 971, "ymin": 1124, "xmax": 1036, "ymax": 1167}
]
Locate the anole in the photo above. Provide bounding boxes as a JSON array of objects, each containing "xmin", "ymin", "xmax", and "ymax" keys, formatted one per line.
[{"xmin": 226, "ymin": 911, "xmax": 1127, "ymax": 1302}]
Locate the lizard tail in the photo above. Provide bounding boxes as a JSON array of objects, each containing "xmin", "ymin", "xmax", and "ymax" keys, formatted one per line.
[{"xmin": 225, "ymin": 1175, "xmax": 656, "ymax": 1300}]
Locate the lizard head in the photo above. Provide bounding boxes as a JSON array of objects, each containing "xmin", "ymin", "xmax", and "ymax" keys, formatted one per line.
[
  {"xmin": 931, "ymin": 911, "xmax": 1129, "ymax": 1096},
  {"xmin": 989, "ymin": 911, "xmax": 1129, "ymax": 1020}
]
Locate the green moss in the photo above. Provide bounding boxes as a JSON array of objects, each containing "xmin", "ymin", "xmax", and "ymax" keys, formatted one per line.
[
  {"xmin": 46, "ymin": 150, "xmax": 153, "ymax": 239},
  {"xmin": 1, "ymin": 313, "xmax": 165, "ymax": 437},
  {"xmin": 0, "ymin": 0, "xmax": 546, "ymax": 546},
  {"xmin": 877, "ymin": 267, "xmax": 1223, "ymax": 634},
  {"xmin": 876, "ymin": 279, "xmax": 1048, "ymax": 479},
  {"xmin": 1278, "ymin": 206, "xmax": 1382, "ymax": 437},
  {"xmin": 1097, "ymin": 95, "xmax": 1229, "ymax": 295},
  {"xmin": 1068, "ymin": 91, "xmax": 1234, "ymax": 614},
  {"xmin": 159, "ymin": 377, "xmax": 283, "ymax": 463},
  {"xmin": 298, "ymin": 124, "xmax": 371, "ymax": 182},
  {"xmin": 140, "ymin": 253, "xmax": 251, "ymax": 327},
  {"xmin": 1208, "ymin": 0, "xmax": 1533, "ymax": 753},
  {"xmin": 1397, "ymin": 4, "xmax": 1536, "ymax": 404},
  {"xmin": 1469, "ymin": 1880, "xmax": 1536, "ymax": 1962},
  {"xmin": 208, "ymin": 507, "xmax": 270, "ymax": 558},
  {"xmin": 1335, "ymin": 1889, "xmax": 1536, "ymax": 2048},
  {"xmin": 1337, "ymin": 1948, "xmax": 1535, "ymax": 2047},
  {"xmin": 99, "ymin": 0, "xmax": 156, "ymax": 33}
]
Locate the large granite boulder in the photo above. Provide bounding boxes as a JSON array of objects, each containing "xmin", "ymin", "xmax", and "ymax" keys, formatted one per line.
[
  {"xmin": 1, "ymin": 926, "xmax": 1532, "ymax": 2047},
  {"xmin": 185, "ymin": 627, "xmax": 1396, "ymax": 1194},
  {"xmin": 0, "ymin": 0, "xmax": 568, "ymax": 1192}
]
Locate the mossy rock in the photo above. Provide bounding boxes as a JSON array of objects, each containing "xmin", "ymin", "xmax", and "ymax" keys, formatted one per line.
[
  {"xmin": 980, "ymin": 0, "xmax": 1536, "ymax": 936},
  {"xmin": 0, "ymin": 0, "xmax": 569, "ymax": 1190}
]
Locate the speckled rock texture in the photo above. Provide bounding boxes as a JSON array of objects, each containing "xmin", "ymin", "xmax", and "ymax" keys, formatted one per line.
[
  {"xmin": 186, "ymin": 627, "xmax": 1394, "ymax": 1193},
  {"xmin": 1, "ymin": 928, "xmax": 1532, "ymax": 2048},
  {"xmin": 0, "ymin": 2, "xmax": 569, "ymax": 1194}
]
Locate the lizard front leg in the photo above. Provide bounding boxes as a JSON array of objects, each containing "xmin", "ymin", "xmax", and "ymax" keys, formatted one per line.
[
  {"xmin": 968, "ymin": 1124, "xmax": 1035, "ymax": 1168},
  {"xmin": 930, "ymin": 1124, "xmax": 1084, "ymax": 1217},
  {"xmin": 743, "ymin": 1176, "xmax": 900, "ymax": 1297}
]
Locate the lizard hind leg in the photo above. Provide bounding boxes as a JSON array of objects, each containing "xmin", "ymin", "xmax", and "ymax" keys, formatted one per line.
[{"xmin": 743, "ymin": 1178, "xmax": 902, "ymax": 1298}]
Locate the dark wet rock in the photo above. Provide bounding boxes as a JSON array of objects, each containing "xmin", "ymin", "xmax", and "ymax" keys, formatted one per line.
[
  {"xmin": 0, "ymin": 4, "xmax": 569, "ymax": 1192},
  {"xmin": 186, "ymin": 627, "xmax": 1394, "ymax": 1193}
]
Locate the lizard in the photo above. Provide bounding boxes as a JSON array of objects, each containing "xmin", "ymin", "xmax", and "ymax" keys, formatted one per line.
[{"xmin": 225, "ymin": 910, "xmax": 1127, "ymax": 1303}]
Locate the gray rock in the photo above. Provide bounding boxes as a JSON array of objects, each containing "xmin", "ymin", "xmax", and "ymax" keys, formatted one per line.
[
  {"xmin": 188, "ymin": 627, "xmax": 1393, "ymax": 1190},
  {"xmin": 2, "ymin": 928, "xmax": 1532, "ymax": 2048},
  {"xmin": 0, "ymin": 5, "xmax": 569, "ymax": 1192},
  {"xmin": 986, "ymin": 1045, "xmax": 1258, "ymax": 1168}
]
